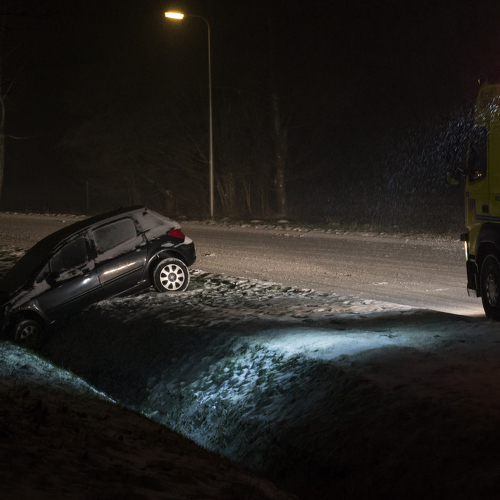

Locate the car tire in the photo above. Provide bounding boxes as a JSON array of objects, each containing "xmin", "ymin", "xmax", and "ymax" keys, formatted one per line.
[
  {"xmin": 153, "ymin": 258, "xmax": 190, "ymax": 293},
  {"xmin": 14, "ymin": 319, "xmax": 44, "ymax": 349},
  {"xmin": 481, "ymin": 255, "xmax": 500, "ymax": 319}
]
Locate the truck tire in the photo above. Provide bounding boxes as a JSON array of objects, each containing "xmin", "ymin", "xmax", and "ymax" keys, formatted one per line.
[{"xmin": 480, "ymin": 255, "xmax": 500, "ymax": 319}]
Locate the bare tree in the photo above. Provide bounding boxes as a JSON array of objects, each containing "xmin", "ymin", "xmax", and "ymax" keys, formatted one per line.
[
  {"xmin": 267, "ymin": 17, "xmax": 290, "ymax": 218},
  {"xmin": 0, "ymin": 11, "xmax": 7, "ymax": 201},
  {"xmin": 0, "ymin": 0, "xmax": 41, "ymax": 203}
]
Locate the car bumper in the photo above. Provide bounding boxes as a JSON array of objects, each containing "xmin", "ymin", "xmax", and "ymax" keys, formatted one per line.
[{"xmin": 176, "ymin": 241, "xmax": 196, "ymax": 267}]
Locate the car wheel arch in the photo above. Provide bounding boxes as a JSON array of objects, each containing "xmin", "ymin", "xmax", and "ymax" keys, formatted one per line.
[
  {"xmin": 148, "ymin": 251, "xmax": 187, "ymax": 280},
  {"xmin": 4, "ymin": 310, "xmax": 46, "ymax": 339}
]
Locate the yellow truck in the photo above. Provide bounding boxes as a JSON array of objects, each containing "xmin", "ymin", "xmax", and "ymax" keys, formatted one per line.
[{"xmin": 450, "ymin": 79, "xmax": 500, "ymax": 318}]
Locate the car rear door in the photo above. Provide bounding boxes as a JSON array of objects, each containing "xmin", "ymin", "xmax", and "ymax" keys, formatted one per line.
[
  {"xmin": 35, "ymin": 233, "xmax": 103, "ymax": 319},
  {"xmin": 91, "ymin": 217, "xmax": 148, "ymax": 298}
]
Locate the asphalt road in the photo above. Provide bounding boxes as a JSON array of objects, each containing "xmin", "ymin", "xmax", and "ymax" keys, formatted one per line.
[
  {"xmin": 0, "ymin": 213, "xmax": 483, "ymax": 317},
  {"xmin": 183, "ymin": 222, "xmax": 483, "ymax": 317}
]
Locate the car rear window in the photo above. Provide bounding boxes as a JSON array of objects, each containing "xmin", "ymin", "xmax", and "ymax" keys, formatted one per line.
[{"xmin": 92, "ymin": 218, "xmax": 137, "ymax": 254}]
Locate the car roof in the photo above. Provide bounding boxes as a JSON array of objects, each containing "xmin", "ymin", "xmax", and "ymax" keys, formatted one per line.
[
  {"xmin": 0, "ymin": 206, "xmax": 146, "ymax": 293},
  {"xmin": 20, "ymin": 205, "xmax": 146, "ymax": 259}
]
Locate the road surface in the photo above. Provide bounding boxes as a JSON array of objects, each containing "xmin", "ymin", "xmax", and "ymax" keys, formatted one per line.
[{"xmin": 0, "ymin": 213, "xmax": 483, "ymax": 316}]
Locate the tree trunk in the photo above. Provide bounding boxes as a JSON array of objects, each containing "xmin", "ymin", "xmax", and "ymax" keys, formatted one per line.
[
  {"xmin": 217, "ymin": 169, "xmax": 238, "ymax": 217},
  {"xmin": 0, "ymin": 91, "xmax": 5, "ymax": 206},
  {"xmin": 241, "ymin": 176, "xmax": 252, "ymax": 215},
  {"xmin": 126, "ymin": 170, "xmax": 141, "ymax": 205},
  {"xmin": 260, "ymin": 180, "xmax": 270, "ymax": 217},
  {"xmin": 272, "ymin": 92, "xmax": 287, "ymax": 218},
  {"xmin": 268, "ymin": 18, "xmax": 288, "ymax": 218},
  {"xmin": 0, "ymin": 12, "xmax": 6, "ymax": 204}
]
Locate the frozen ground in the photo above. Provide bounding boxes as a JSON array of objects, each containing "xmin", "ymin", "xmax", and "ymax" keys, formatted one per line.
[
  {"xmin": 2, "ymin": 246, "xmax": 500, "ymax": 498},
  {"xmin": 0, "ymin": 345, "xmax": 295, "ymax": 500}
]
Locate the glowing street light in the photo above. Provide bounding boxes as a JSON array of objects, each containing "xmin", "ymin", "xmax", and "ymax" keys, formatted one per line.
[
  {"xmin": 164, "ymin": 12, "xmax": 184, "ymax": 20},
  {"xmin": 165, "ymin": 11, "xmax": 214, "ymax": 219}
]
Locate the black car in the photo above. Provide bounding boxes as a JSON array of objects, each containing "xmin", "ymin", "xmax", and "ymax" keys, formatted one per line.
[{"xmin": 0, "ymin": 206, "xmax": 196, "ymax": 346}]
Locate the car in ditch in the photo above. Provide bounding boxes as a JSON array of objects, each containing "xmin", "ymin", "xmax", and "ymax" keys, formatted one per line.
[{"xmin": 0, "ymin": 206, "xmax": 196, "ymax": 347}]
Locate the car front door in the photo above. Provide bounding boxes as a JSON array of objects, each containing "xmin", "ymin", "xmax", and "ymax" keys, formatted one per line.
[
  {"xmin": 91, "ymin": 217, "xmax": 148, "ymax": 298},
  {"xmin": 35, "ymin": 233, "xmax": 103, "ymax": 320}
]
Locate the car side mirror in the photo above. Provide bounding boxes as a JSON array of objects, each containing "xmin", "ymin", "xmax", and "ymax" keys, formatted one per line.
[
  {"xmin": 446, "ymin": 171, "xmax": 460, "ymax": 186},
  {"xmin": 46, "ymin": 272, "xmax": 60, "ymax": 287}
]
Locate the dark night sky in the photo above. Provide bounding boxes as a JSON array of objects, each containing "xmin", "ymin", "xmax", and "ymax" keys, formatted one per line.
[{"xmin": 3, "ymin": 0, "xmax": 500, "ymax": 219}]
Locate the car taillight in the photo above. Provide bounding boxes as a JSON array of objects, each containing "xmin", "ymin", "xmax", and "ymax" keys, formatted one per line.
[{"xmin": 168, "ymin": 228, "xmax": 185, "ymax": 239}]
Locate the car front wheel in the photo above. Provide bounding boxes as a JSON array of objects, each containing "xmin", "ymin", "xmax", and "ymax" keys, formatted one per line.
[
  {"xmin": 14, "ymin": 319, "xmax": 44, "ymax": 349},
  {"xmin": 153, "ymin": 258, "xmax": 190, "ymax": 293},
  {"xmin": 481, "ymin": 255, "xmax": 500, "ymax": 319}
]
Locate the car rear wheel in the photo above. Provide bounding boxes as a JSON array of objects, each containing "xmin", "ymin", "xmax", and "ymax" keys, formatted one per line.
[
  {"xmin": 14, "ymin": 319, "xmax": 44, "ymax": 349},
  {"xmin": 481, "ymin": 255, "xmax": 500, "ymax": 319},
  {"xmin": 153, "ymin": 258, "xmax": 189, "ymax": 293}
]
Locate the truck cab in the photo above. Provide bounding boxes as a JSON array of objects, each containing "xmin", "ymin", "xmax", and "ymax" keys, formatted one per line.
[{"xmin": 462, "ymin": 80, "xmax": 500, "ymax": 318}]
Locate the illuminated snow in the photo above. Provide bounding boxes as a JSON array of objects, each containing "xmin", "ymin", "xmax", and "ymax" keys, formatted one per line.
[{"xmin": 249, "ymin": 327, "xmax": 406, "ymax": 359}]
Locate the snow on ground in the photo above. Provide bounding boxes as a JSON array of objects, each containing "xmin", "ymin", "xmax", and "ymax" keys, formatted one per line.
[
  {"xmin": 2, "ymin": 245, "xmax": 500, "ymax": 498},
  {"xmin": 0, "ymin": 345, "xmax": 295, "ymax": 500}
]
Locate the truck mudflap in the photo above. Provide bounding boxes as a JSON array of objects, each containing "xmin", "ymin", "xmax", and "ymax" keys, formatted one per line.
[{"xmin": 466, "ymin": 258, "xmax": 480, "ymax": 297}]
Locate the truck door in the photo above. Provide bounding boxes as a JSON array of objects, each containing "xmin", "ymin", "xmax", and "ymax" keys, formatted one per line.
[
  {"xmin": 488, "ymin": 125, "xmax": 500, "ymax": 218},
  {"xmin": 465, "ymin": 126, "xmax": 489, "ymax": 231}
]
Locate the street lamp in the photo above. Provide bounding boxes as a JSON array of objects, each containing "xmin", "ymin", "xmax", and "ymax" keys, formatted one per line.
[{"xmin": 165, "ymin": 11, "xmax": 214, "ymax": 219}]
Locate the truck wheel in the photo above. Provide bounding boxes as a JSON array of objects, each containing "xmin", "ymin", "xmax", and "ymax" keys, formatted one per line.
[{"xmin": 481, "ymin": 255, "xmax": 500, "ymax": 319}]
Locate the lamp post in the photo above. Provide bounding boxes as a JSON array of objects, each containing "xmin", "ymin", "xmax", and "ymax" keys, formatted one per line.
[{"xmin": 165, "ymin": 11, "xmax": 214, "ymax": 219}]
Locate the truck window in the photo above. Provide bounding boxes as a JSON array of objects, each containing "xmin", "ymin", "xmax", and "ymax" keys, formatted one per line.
[{"xmin": 468, "ymin": 126, "xmax": 487, "ymax": 182}]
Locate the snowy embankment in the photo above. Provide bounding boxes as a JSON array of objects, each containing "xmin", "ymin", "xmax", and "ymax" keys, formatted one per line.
[
  {"xmin": 0, "ymin": 345, "xmax": 295, "ymax": 500},
  {"xmin": 2, "ymin": 246, "xmax": 500, "ymax": 498}
]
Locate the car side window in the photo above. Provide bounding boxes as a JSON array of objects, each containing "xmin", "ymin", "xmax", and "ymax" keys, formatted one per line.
[
  {"xmin": 92, "ymin": 218, "xmax": 137, "ymax": 254},
  {"xmin": 50, "ymin": 236, "xmax": 89, "ymax": 274}
]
